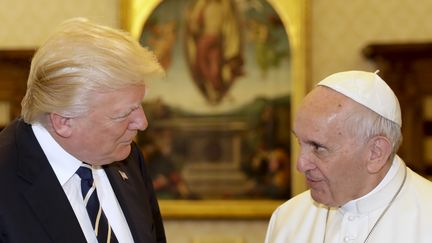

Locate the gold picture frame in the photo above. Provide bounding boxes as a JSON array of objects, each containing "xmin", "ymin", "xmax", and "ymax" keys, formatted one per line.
[{"xmin": 120, "ymin": 0, "xmax": 308, "ymax": 219}]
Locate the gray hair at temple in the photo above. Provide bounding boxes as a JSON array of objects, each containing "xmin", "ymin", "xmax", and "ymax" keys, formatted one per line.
[
  {"xmin": 21, "ymin": 17, "xmax": 164, "ymax": 125},
  {"xmin": 345, "ymin": 103, "xmax": 402, "ymax": 161},
  {"xmin": 318, "ymin": 70, "xmax": 403, "ymax": 160}
]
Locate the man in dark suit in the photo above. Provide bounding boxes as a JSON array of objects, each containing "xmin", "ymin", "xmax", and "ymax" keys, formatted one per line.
[{"xmin": 0, "ymin": 18, "xmax": 166, "ymax": 243}]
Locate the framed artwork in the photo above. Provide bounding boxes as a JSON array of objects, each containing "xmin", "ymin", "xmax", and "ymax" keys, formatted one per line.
[{"xmin": 121, "ymin": 0, "xmax": 308, "ymax": 218}]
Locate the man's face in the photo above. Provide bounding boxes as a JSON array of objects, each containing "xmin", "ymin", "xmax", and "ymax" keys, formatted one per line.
[
  {"xmin": 68, "ymin": 85, "xmax": 147, "ymax": 165},
  {"xmin": 293, "ymin": 87, "xmax": 370, "ymax": 207}
]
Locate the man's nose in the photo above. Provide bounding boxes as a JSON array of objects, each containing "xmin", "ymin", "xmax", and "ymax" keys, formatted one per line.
[
  {"xmin": 130, "ymin": 106, "xmax": 148, "ymax": 131},
  {"xmin": 296, "ymin": 149, "xmax": 315, "ymax": 173}
]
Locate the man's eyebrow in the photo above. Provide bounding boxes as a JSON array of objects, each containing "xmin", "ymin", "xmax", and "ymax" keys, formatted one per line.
[
  {"xmin": 308, "ymin": 140, "xmax": 325, "ymax": 148},
  {"xmin": 291, "ymin": 130, "xmax": 327, "ymax": 148},
  {"xmin": 109, "ymin": 105, "xmax": 141, "ymax": 119}
]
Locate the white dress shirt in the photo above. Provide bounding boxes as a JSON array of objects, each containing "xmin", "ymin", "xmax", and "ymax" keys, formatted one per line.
[{"xmin": 32, "ymin": 123, "xmax": 134, "ymax": 243}]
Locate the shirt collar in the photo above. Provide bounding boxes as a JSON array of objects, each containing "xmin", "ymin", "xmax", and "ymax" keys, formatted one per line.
[
  {"xmin": 32, "ymin": 123, "xmax": 83, "ymax": 186},
  {"xmin": 340, "ymin": 155, "xmax": 406, "ymax": 214}
]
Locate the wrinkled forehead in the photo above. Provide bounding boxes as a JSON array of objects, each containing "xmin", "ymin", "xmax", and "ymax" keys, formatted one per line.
[
  {"xmin": 299, "ymin": 86, "xmax": 359, "ymax": 115},
  {"xmin": 296, "ymin": 87, "xmax": 365, "ymax": 128},
  {"xmin": 294, "ymin": 87, "xmax": 361, "ymax": 139}
]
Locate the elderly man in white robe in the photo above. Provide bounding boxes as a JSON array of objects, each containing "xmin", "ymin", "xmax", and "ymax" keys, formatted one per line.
[{"xmin": 265, "ymin": 70, "xmax": 432, "ymax": 243}]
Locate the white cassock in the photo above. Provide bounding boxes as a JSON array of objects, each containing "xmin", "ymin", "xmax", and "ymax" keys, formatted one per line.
[{"xmin": 265, "ymin": 155, "xmax": 432, "ymax": 243}]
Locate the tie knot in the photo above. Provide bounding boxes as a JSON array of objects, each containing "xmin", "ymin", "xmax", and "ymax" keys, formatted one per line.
[{"xmin": 76, "ymin": 165, "xmax": 93, "ymax": 183}]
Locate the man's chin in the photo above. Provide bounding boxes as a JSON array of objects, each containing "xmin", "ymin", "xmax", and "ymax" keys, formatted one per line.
[
  {"xmin": 114, "ymin": 144, "xmax": 132, "ymax": 161},
  {"xmin": 310, "ymin": 190, "xmax": 334, "ymax": 206}
]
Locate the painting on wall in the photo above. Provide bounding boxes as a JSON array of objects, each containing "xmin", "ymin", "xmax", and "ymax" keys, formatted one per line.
[{"xmin": 122, "ymin": 0, "xmax": 307, "ymax": 218}]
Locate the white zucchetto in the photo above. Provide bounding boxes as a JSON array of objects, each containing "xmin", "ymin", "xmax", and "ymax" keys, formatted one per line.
[{"xmin": 317, "ymin": 70, "xmax": 402, "ymax": 127}]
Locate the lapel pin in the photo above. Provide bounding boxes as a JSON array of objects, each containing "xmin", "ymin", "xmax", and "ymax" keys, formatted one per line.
[{"xmin": 118, "ymin": 170, "xmax": 129, "ymax": 181}]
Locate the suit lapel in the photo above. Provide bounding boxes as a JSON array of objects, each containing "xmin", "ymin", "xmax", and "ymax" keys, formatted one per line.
[
  {"xmin": 16, "ymin": 120, "xmax": 86, "ymax": 243},
  {"xmin": 22, "ymin": 167, "xmax": 86, "ymax": 243},
  {"xmin": 105, "ymin": 161, "xmax": 156, "ymax": 243}
]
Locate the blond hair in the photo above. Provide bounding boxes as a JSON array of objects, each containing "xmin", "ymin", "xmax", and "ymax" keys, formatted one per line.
[{"xmin": 21, "ymin": 17, "xmax": 164, "ymax": 124}]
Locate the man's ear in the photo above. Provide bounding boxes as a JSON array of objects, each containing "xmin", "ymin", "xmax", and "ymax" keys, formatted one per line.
[
  {"xmin": 49, "ymin": 113, "xmax": 73, "ymax": 138},
  {"xmin": 367, "ymin": 136, "xmax": 392, "ymax": 174}
]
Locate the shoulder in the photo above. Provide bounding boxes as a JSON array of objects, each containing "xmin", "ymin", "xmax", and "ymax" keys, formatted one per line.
[
  {"xmin": 406, "ymin": 168, "xmax": 432, "ymax": 196},
  {"xmin": 270, "ymin": 190, "xmax": 320, "ymax": 224},
  {"xmin": 266, "ymin": 190, "xmax": 327, "ymax": 242},
  {"xmin": 0, "ymin": 119, "xmax": 33, "ymax": 155},
  {"xmin": 0, "ymin": 119, "xmax": 23, "ymax": 171},
  {"xmin": 0, "ymin": 119, "xmax": 20, "ymax": 147},
  {"xmin": 396, "ymin": 167, "xmax": 432, "ymax": 218},
  {"xmin": 273, "ymin": 190, "xmax": 313, "ymax": 212}
]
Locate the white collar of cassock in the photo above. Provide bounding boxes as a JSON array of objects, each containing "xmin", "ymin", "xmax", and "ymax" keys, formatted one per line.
[{"xmin": 339, "ymin": 155, "xmax": 405, "ymax": 214}]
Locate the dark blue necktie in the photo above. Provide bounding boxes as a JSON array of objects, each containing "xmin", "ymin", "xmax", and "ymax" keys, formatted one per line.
[{"xmin": 76, "ymin": 165, "xmax": 118, "ymax": 243}]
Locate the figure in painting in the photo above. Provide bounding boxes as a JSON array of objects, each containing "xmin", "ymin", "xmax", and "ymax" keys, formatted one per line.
[
  {"xmin": 248, "ymin": 17, "xmax": 290, "ymax": 78},
  {"xmin": 246, "ymin": 147, "xmax": 291, "ymax": 199},
  {"xmin": 186, "ymin": 0, "xmax": 244, "ymax": 104},
  {"xmin": 140, "ymin": 128, "xmax": 193, "ymax": 199},
  {"xmin": 146, "ymin": 21, "xmax": 177, "ymax": 70}
]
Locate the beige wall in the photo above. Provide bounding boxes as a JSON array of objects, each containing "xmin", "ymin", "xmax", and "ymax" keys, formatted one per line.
[
  {"xmin": 0, "ymin": 0, "xmax": 119, "ymax": 48},
  {"xmin": 310, "ymin": 0, "xmax": 432, "ymax": 83},
  {"xmin": 2, "ymin": 0, "xmax": 432, "ymax": 242}
]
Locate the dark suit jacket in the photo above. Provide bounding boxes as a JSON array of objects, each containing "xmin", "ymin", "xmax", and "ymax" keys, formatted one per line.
[{"xmin": 0, "ymin": 119, "xmax": 166, "ymax": 243}]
